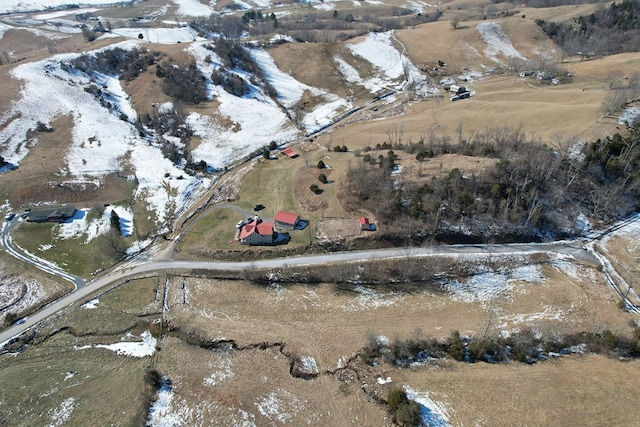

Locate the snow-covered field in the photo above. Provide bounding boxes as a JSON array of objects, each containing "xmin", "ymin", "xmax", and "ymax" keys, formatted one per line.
[{"xmin": 0, "ymin": 18, "xmax": 436, "ymax": 245}]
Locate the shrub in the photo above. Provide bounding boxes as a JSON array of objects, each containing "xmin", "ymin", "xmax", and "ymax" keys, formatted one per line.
[
  {"xmin": 387, "ymin": 389, "xmax": 421, "ymax": 427},
  {"xmin": 318, "ymin": 174, "xmax": 328, "ymax": 184},
  {"xmin": 317, "ymin": 160, "xmax": 325, "ymax": 169},
  {"xmin": 310, "ymin": 184, "xmax": 321, "ymax": 194}
]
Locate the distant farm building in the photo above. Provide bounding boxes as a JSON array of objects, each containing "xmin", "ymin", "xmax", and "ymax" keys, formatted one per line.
[
  {"xmin": 27, "ymin": 205, "xmax": 76, "ymax": 223},
  {"xmin": 360, "ymin": 217, "xmax": 376, "ymax": 231},
  {"xmin": 274, "ymin": 211, "xmax": 300, "ymax": 230},
  {"xmin": 239, "ymin": 219, "xmax": 276, "ymax": 245},
  {"xmin": 281, "ymin": 148, "xmax": 298, "ymax": 158}
]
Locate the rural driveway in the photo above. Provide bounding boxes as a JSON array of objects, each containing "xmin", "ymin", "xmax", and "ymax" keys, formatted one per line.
[{"xmin": 0, "ymin": 216, "xmax": 84, "ymax": 288}]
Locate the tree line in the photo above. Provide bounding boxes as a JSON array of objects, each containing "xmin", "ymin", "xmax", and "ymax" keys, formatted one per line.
[
  {"xmin": 362, "ymin": 327, "xmax": 640, "ymax": 367},
  {"xmin": 343, "ymin": 125, "xmax": 640, "ymax": 243},
  {"xmin": 191, "ymin": 7, "xmax": 441, "ymax": 43},
  {"xmin": 536, "ymin": 0, "xmax": 640, "ymax": 57}
]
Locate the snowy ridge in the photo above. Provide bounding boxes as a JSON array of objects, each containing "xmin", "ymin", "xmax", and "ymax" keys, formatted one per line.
[
  {"xmin": 250, "ymin": 47, "xmax": 353, "ymax": 133},
  {"xmin": 0, "ymin": 42, "xmax": 210, "ymax": 227},
  {"xmin": 186, "ymin": 43, "xmax": 300, "ymax": 169}
]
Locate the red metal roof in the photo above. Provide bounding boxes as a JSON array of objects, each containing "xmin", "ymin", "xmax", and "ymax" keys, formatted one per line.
[
  {"xmin": 274, "ymin": 211, "xmax": 299, "ymax": 225},
  {"xmin": 281, "ymin": 148, "xmax": 297, "ymax": 158},
  {"xmin": 239, "ymin": 221, "xmax": 274, "ymax": 239},
  {"xmin": 360, "ymin": 217, "xmax": 369, "ymax": 225}
]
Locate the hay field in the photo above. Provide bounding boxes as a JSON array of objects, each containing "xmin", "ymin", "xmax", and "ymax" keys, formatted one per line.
[
  {"xmin": 148, "ymin": 251, "xmax": 634, "ymax": 425},
  {"xmin": 1, "ymin": 224, "xmax": 639, "ymax": 426}
]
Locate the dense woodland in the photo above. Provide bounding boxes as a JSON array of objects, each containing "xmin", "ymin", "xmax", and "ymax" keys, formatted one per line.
[
  {"xmin": 343, "ymin": 126, "xmax": 640, "ymax": 242},
  {"xmin": 537, "ymin": 0, "xmax": 640, "ymax": 56}
]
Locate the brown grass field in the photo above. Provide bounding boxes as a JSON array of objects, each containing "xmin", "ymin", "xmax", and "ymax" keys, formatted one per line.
[
  {"xmin": 2, "ymin": 2, "xmax": 640, "ymax": 425},
  {"xmin": 2, "ymin": 243, "xmax": 636, "ymax": 426}
]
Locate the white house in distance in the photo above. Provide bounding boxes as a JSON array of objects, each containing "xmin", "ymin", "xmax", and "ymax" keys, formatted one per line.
[
  {"xmin": 239, "ymin": 219, "xmax": 276, "ymax": 245},
  {"xmin": 274, "ymin": 211, "xmax": 300, "ymax": 230}
]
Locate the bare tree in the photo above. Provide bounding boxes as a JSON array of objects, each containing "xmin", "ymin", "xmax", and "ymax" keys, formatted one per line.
[{"xmin": 606, "ymin": 70, "xmax": 624, "ymax": 89}]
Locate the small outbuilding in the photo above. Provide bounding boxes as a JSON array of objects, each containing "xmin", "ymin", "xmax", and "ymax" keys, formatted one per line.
[
  {"xmin": 281, "ymin": 148, "xmax": 298, "ymax": 158},
  {"xmin": 27, "ymin": 205, "xmax": 76, "ymax": 223},
  {"xmin": 360, "ymin": 217, "xmax": 376, "ymax": 231},
  {"xmin": 274, "ymin": 211, "xmax": 300, "ymax": 230}
]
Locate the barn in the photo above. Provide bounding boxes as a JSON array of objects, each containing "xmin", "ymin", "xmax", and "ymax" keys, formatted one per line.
[
  {"xmin": 274, "ymin": 211, "xmax": 300, "ymax": 230},
  {"xmin": 27, "ymin": 205, "xmax": 76, "ymax": 223}
]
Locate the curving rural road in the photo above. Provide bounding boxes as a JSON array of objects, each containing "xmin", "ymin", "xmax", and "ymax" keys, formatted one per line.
[{"xmin": 0, "ymin": 231, "xmax": 604, "ymax": 346}]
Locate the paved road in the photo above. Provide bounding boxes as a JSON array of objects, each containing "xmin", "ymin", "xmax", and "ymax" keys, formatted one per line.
[{"xmin": 0, "ymin": 237, "xmax": 601, "ymax": 346}]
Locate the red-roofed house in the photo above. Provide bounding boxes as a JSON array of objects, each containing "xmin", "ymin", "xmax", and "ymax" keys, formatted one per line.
[
  {"xmin": 239, "ymin": 220, "xmax": 276, "ymax": 245},
  {"xmin": 274, "ymin": 211, "xmax": 300, "ymax": 230}
]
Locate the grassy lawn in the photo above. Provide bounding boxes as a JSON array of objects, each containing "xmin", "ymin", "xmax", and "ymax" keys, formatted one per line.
[
  {"xmin": 175, "ymin": 208, "xmax": 243, "ymax": 256},
  {"xmin": 238, "ymin": 157, "xmax": 297, "ymax": 216},
  {"xmin": 11, "ymin": 220, "xmax": 134, "ymax": 278},
  {"xmin": 100, "ymin": 276, "xmax": 162, "ymax": 315}
]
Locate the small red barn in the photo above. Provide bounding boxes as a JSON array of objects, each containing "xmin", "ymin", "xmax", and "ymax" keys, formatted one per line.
[
  {"xmin": 281, "ymin": 148, "xmax": 298, "ymax": 158},
  {"xmin": 274, "ymin": 211, "xmax": 300, "ymax": 230}
]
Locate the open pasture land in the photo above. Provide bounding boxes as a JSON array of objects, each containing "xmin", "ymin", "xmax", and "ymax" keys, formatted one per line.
[
  {"xmin": 0, "ymin": 277, "xmax": 163, "ymax": 427},
  {"xmin": 0, "ymin": 246, "xmax": 637, "ymax": 426},
  {"xmin": 150, "ymin": 250, "xmax": 633, "ymax": 425},
  {"xmin": 317, "ymin": 58, "xmax": 623, "ymax": 153},
  {"xmin": 399, "ymin": 354, "xmax": 640, "ymax": 426}
]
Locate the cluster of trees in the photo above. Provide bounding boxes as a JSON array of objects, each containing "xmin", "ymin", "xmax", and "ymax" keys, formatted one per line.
[
  {"xmin": 191, "ymin": 7, "xmax": 441, "ymax": 43},
  {"xmin": 242, "ymin": 9, "xmax": 278, "ymax": 28},
  {"xmin": 211, "ymin": 70, "xmax": 249, "ymax": 96},
  {"xmin": 69, "ymin": 47, "xmax": 161, "ymax": 81},
  {"xmin": 344, "ymin": 125, "xmax": 640, "ymax": 242},
  {"xmin": 386, "ymin": 389, "xmax": 422, "ymax": 427},
  {"xmin": 156, "ymin": 61, "xmax": 208, "ymax": 104},
  {"xmin": 362, "ymin": 327, "xmax": 640, "ymax": 368},
  {"xmin": 536, "ymin": 0, "xmax": 640, "ymax": 57},
  {"xmin": 601, "ymin": 72, "xmax": 640, "ymax": 116},
  {"xmin": 513, "ymin": 0, "xmax": 601, "ymax": 7},
  {"xmin": 205, "ymin": 41, "xmax": 276, "ymax": 98}
]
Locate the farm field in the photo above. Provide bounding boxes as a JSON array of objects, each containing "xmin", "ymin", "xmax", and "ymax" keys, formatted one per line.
[
  {"xmin": 2, "ymin": 235, "xmax": 639, "ymax": 425},
  {"xmin": 1, "ymin": 0, "xmax": 640, "ymax": 425}
]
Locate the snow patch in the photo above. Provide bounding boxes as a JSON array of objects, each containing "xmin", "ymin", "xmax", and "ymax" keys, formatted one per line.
[
  {"xmin": 81, "ymin": 298, "xmax": 99, "ymax": 309},
  {"xmin": 477, "ymin": 22, "xmax": 525, "ymax": 63},
  {"xmin": 377, "ymin": 376, "xmax": 392, "ymax": 384},
  {"xmin": 404, "ymin": 386, "xmax": 450, "ymax": 427},
  {"xmin": 343, "ymin": 285, "xmax": 402, "ymax": 311},
  {"xmin": 204, "ymin": 358, "xmax": 234, "ymax": 387},
  {"xmin": 46, "ymin": 397, "xmax": 75, "ymax": 427},
  {"xmin": 441, "ymin": 264, "xmax": 544, "ymax": 303},
  {"xmin": 255, "ymin": 389, "xmax": 304, "ymax": 424},
  {"xmin": 76, "ymin": 330, "xmax": 156, "ymax": 357},
  {"xmin": 619, "ymin": 107, "xmax": 640, "ymax": 127}
]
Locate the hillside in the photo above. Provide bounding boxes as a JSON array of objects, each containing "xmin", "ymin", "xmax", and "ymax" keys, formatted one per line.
[{"xmin": 2, "ymin": 0, "xmax": 640, "ymax": 426}]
